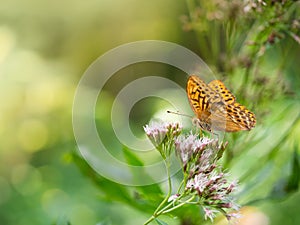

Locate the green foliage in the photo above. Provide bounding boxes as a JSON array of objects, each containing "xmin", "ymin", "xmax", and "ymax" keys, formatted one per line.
[
  {"xmin": 286, "ymin": 149, "xmax": 300, "ymax": 193},
  {"xmin": 0, "ymin": 0, "xmax": 300, "ymax": 225},
  {"xmin": 122, "ymin": 146, "xmax": 163, "ymax": 204},
  {"xmin": 155, "ymin": 218, "xmax": 169, "ymax": 225},
  {"xmin": 55, "ymin": 216, "xmax": 72, "ymax": 225}
]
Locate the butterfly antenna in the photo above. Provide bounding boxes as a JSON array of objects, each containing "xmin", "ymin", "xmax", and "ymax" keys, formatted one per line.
[{"xmin": 167, "ymin": 110, "xmax": 193, "ymax": 118}]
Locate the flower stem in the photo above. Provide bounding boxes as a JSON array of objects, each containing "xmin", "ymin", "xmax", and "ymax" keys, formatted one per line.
[
  {"xmin": 158, "ymin": 195, "xmax": 196, "ymax": 214},
  {"xmin": 143, "ymin": 158, "xmax": 172, "ymax": 225},
  {"xmin": 144, "ymin": 194, "xmax": 196, "ymax": 225}
]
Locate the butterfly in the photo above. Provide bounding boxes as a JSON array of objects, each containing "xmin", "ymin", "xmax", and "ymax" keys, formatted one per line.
[{"xmin": 186, "ymin": 75, "xmax": 256, "ymax": 132}]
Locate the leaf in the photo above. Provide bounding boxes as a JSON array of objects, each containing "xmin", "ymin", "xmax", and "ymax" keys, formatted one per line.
[
  {"xmin": 286, "ymin": 148, "xmax": 300, "ymax": 193},
  {"xmin": 95, "ymin": 219, "xmax": 112, "ymax": 225},
  {"xmin": 56, "ymin": 216, "xmax": 71, "ymax": 225},
  {"xmin": 71, "ymin": 151, "xmax": 158, "ymax": 214},
  {"xmin": 155, "ymin": 218, "xmax": 169, "ymax": 225},
  {"xmin": 122, "ymin": 146, "xmax": 163, "ymax": 214},
  {"xmin": 122, "ymin": 145, "xmax": 144, "ymax": 166},
  {"xmin": 122, "ymin": 145, "xmax": 163, "ymax": 198},
  {"xmin": 71, "ymin": 152, "xmax": 133, "ymax": 204},
  {"xmin": 270, "ymin": 178, "xmax": 290, "ymax": 200},
  {"xmin": 269, "ymin": 147, "xmax": 299, "ymax": 200}
]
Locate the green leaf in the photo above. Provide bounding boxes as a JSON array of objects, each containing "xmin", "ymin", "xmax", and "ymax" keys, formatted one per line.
[
  {"xmin": 56, "ymin": 216, "xmax": 71, "ymax": 225},
  {"xmin": 122, "ymin": 145, "xmax": 163, "ymax": 212},
  {"xmin": 122, "ymin": 145, "xmax": 162, "ymax": 197},
  {"xmin": 122, "ymin": 145, "xmax": 144, "ymax": 166},
  {"xmin": 269, "ymin": 147, "xmax": 300, "ymax": 200},
  {"xmin": 72, "ymin": 150, "xmax": 159, "ymax": 214},
  {"xmin": 286, "ymin": 148, "xmax": 300, "ymax": 193},
  {"xmin": 155, "ymin": 218, "xmax": 169, "ymax": 225},
  {"xmin": 96, "ymin": 219, "xmax": 112, "ymax": 225},
  {"xmin": 71, "ymin": 152, "xmax": 133, "ymax": 204}
]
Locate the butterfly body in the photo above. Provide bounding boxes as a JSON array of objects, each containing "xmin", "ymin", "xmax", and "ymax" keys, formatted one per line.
[{"xmin": 187, "ymin": 75, "xmax": 256, "ymax": 132}]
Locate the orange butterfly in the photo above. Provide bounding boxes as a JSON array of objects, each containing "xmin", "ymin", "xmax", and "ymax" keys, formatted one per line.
[{"xmin": 186, "ymin": 75, "xmax": 256, "ymax": 132}]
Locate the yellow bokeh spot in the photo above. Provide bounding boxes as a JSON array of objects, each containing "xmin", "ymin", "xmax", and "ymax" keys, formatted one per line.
[
  {"xmin": 10, "ymin": 164, "xmax": 42, "ymax": 196},
  {"xmin": 0, "ymin": 26, "xmax": 15, "ymax": 64},
  {"xmin": 215, "ymin": 206, "xmax": 269, "ymax": 225},
  {"xmin": 69, "ymin": 204, "xmax": 97, "ymax": 225},
  {"xmin": 41, "ymin": 189, "xmax": 70, "ymax": 217},
  {"xmin": 25, "ymin": 83, "xmax": 56, "ymax": 114},
  {"xmin": 17, "ymin": 119, "xmax": 48, "ymax": 152}
]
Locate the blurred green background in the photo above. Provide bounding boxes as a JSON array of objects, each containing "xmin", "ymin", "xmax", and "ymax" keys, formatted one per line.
[{"xmin": 0, "ymin": 0, "xmax": 299, "ymax": 225}]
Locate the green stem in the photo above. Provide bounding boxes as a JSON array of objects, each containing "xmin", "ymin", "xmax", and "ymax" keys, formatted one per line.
[
  {"xmin": 156, "ymin": 159, "xmax": 172, "ymax": 213},
  {"xmin": 143, "ymin": 215, "xmax": 156, "ymax": 225},
  {"xmin": 144, "ymin": 195, "xmax": 197, "ymax": 225},
  {"xmin": 143, "ymin": 158, "xmax": 172, "ymax": 225},
  {"xmin": 177, "ymin": 179, "xmax": 185, "ymax": 193},
  {"xmin": 159, "ymin": 195, "xmax": 196, "ymax": 214},
  {"xmin": 185, "ymin": 0, "xmax": 212, "ymax": 62}
]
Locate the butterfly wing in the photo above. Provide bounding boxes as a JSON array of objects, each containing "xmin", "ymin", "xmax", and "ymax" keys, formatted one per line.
[
  {"xmin": 187, "ymin": 75, "xmax": 226, "ymax": 131},
  {"xmin": 187, "ymin": 75, "xmax": 256, "ymax": 132},
  {"xmin": 209, "ymin": 101, "xmax": 256, "ymax": 132},
  {"xmin": 208, "ymin": 80, "xmax": 236, "ymax": 105},
  {"xmin": 225, "ymin": 103, "xmax": 256, "ymax": 131},
  {"xmin": 208, "ymin": 80, "xmax": 256, "ymax": 132},
  {"xmin": 187, "ymin": 75, "xmax": 216, "ymax": 118}
]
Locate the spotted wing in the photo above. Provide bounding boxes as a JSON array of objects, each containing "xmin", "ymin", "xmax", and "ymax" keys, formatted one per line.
[
  {"xmin": 208, "ymin": 80, "xmax": 256, "ymax": 132},
  {"xmin": 208, "ymin": 80, "xmax": 236, "ymax": 105},
  {"xmin": 224, "ymin": 102, "xmax": 256, "ymax": 131},
  {"xmin": 187, "ymin": 75, "xmax": 256, "ymax": 132},
  {"xmin": 206, "ymin": 103, "xmax": 254, "ymax": 132},
  {"xmin": 186, "ymin": 75, "xmax": 222, "ymax": 118}
]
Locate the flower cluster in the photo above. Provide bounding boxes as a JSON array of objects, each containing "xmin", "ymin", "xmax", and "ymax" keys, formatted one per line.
[
  {"xmin": 144, "ymin": 120, "xmax": 181, "ymax": 158},
  {"xmin": 243, "ymin": 0, "xmax": 266, "ymax": 13},
  {"xmin": 186, "ymin": 169, "xmax": 240, "ymax": 221},
  {"xmin": 174, "ymin": 134, "xmax": 239, "ymax": 221},
  {"xmin": 144, "ymin": 121, "xmax": 239, "ymax": 223},
  {"xmin": 175, "ymin": 134, "xmax": 213, "ymax": 165}
]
